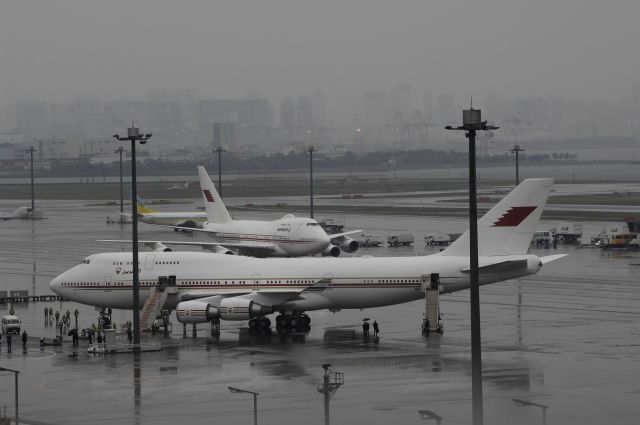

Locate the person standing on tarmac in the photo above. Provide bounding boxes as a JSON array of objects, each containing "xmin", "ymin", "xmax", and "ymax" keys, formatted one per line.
[
  {"xmin": 373, "ymin": 320, "xmax": 380, "ymax": 338},
  {"xmin": 6, "ymin": 334, "xmax": 12, "ymax": 353},
  {"xmin": 21, "ymin": 330, "xmax": 27, "ymax": 350}
]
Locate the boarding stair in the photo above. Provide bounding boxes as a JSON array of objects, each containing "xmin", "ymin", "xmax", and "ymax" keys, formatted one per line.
[
  {"xmin": 140, "ymin": 288, "xmax": 173, "ymax": 331},
  {"xmin": 421, "ymin": 273, "xmax": 441, "ymax": 333}
]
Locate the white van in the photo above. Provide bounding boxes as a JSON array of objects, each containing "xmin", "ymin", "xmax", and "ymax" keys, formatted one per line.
[{"xmin": 1, "ymin": 315, "xmax": 21, "ymax": 334}]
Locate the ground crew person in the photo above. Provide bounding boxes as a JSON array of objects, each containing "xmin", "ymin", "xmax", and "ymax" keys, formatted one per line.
[
  {"xmin": 362, "ymin": 321, "xmax": 370, "ymax": 337},
  {"xmin": 373, "ymin": 320, "xmax": 380, "ymax": 337},
  {"xmin": 21, "ymin": 330, "xmax": 28, "ymax": 350},
  {"xmin": 6, "ymin": 334, "xmax": 11, "ymax": 352},
  {"xmin": 44, "ymin": 307, "xmax": 49, "ymax": 325},
  {"xmin": 48, "ymin": 307, "xmax": 53, "ymax": 322},
  {"xmin": 127, "ymin": 328, "xmax": 133, "ymax": 343},
  {"xmin": 87, "ymin": 331, "xmax": 93, "ymax": 345},
  {"xmin": 55, "ymin": 310, "xmax": 60, "ymax": 324}
]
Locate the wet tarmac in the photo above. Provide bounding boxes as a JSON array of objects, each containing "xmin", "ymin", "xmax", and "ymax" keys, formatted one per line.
[{"xmin": 0, "ymin": 197, "xmax": 639, "ymax": 424}]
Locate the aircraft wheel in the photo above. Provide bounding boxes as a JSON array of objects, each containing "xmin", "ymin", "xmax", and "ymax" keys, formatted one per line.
[
  {"xmin": 263, "ymin": 318, "xmax": 271, "ymax": 328},
  {"xmin": 288, "ymin": 317, "xmax": 299, "ymax": 328},
  {"xmin": 275, "ymin": 315, "xmax": 284, "ymax": 326},
  {"xmin": 248, "ymin": 319, "xmax": 257, "ymax": 329},
  {"xmin": 301, "ymin": 314, "xmax": 311, "ymax": 325}
]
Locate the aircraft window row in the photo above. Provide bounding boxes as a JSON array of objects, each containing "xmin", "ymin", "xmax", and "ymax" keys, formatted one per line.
[
  {"xmin": 155, "ymin": 261, "xmax": 179, "ymax": 265},
  {"xmin": 264, "ymin": 280, "xmax": 313, "ymax": 284},
  {"xmin": 377, "ymin": 279, "xmax": 420, "ymax": 284},
  {"xmin": 306, "ymin": 223, "xmax": 319, "ymax": 226}
]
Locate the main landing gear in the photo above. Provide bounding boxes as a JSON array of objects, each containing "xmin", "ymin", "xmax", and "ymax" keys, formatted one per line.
[
  {"xmin": 244, "ymin": 312, "xmax": 311, "ymax": 336},
  {"xmin": 275, "ymin": 312, "xmax": 311, "ymax": 334}
]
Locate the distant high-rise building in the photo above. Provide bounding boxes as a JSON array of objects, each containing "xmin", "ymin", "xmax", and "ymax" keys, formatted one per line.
[
  {"xmin": 435, "ymin": 93, "xmax": 454, "ymax": 124},
  {"xmin": 197, "ymin": 98, "xmax": 271, "ymax": 147},
  {"xmin": 389, "ymin": 84, "xmax": 412, "ymax": 120},
  {"xmin": 423, "ymin": 89, "xmax": 433, "ymax": 122},
  {"xmin": 364, "ymin": 90, "xmax": 387, "ymax": 127},
  {"xmin": 280, "ymin": 97, "xmax": 295, "ymax": 142}
]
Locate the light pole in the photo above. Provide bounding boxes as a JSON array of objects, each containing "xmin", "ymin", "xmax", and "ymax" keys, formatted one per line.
[
  {"xmin": 25, "ymin": 146, "xmax": 37, "ymax": 215},
  {"xmin": 513, "ymin": 399, "xmax": 548, "ymax": 425},
  {"xmin": 446, "ymin": 106, "xmax": 498, "ymax": 425},
  {"xmin": 228, "ymin": 386, "xmax": 259, "ymax": 425},
  {"xmin": 317, "ymin": 363, "xmax": 344, "ymax": 425},
  {"xmin": 509, "ymin": 144, "xmax": 525, "ymax": 186},
  {"xmin": 113, "ymin": 125, "xmax": 152, "ymax": 348},
  {"xmin": 0, "ymin": 366, "xmax": 19, "ymax": 425},
  {"xmin": 114, "ymin": 146, "xmax": 125, "ymax": 215},
  {"xmin": 212, "ymin": 146, "xmax": 225, "ymax": 197},
  {"xmin": 305, "ymin": 146, "xmax": 316, "ymax": 218}
]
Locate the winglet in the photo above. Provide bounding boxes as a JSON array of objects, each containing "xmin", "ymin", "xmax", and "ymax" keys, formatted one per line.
[{"xmin": 197, "ymin": 166, "xmax": 232, "ymax": 223}]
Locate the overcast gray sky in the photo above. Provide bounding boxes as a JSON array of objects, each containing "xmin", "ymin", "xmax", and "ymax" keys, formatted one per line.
[{"xmin": 2, "ymin": 0, "xmax": 639, "ymax": 110}]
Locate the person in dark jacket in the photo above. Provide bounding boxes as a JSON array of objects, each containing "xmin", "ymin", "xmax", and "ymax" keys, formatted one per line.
[
  {"xmin": 373, "ymin": 320, "xmax": 380, "ymax": 337},
  {"xmin": 21, "ymin": 330, "xmax": 27, "ymax": 350}
]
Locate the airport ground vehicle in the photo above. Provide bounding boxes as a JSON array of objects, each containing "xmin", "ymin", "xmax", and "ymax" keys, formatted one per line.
[
  {"xmin": 1, "ymin": 315, "xmax": 21, "ymax": 334},
  {"xmin": 387, "ymin": 233, "xmax": 414, "ymax": 246},
  {"xmin": 424, "ymin": 233, "xmax": 451, "ymax": 246}
]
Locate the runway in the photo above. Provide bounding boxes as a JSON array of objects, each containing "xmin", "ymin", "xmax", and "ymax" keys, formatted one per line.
[{"xmin": 0, "ymin": 197, "xmax": 639, "ymax": 424}]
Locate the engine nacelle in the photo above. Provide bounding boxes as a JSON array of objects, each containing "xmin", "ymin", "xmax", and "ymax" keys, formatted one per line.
[
  {"xmin": 175, "ymin": 300, "xmax": 219, "ymax": 323},
  {"xmin": 339, "ymin": 237, "xmax": 359, "ymax": 253},
  {"xmin": 211, "ymin": 245, "xmax": 235, "ymax": 255},
  {"xmin": 322, "ymin": 244, "xmax": 341, "ymax": 257},
  {"xmin": 219, "ymin": 298, "xmax": 273, "ymax": 320},
  {"xmin": 151, "ymin": 242, "xmax": 172, "ymax": 252}
]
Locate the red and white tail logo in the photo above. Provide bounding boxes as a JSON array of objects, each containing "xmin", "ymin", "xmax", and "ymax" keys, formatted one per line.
[
  {"xmin": 198, "ymin": 166, "xmax": 231, "ymax": 223},
  {"xmin": 492, "ymin": 206, "xmax": 537, "ymax": 227},
  {"xmin": 203, "ymin": 189, "xmax": 215, "ymax": 203},
  {"xmin": 442, "ymin": 179, "xmax": 553, "ymax": 256}
]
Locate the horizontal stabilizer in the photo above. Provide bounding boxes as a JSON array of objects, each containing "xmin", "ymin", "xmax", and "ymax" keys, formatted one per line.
[{"xmin": 462, "ymin": 260, "xmax": 527, "ymax": 274}]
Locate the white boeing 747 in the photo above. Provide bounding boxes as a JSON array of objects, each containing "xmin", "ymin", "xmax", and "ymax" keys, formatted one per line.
[
  {"xmin": 105, "ymin": 166, "xmax": 361, "ymax": 257},
  {"xmin": 51, "ymin": 179, "xmax": 566, "ymax": 331}
]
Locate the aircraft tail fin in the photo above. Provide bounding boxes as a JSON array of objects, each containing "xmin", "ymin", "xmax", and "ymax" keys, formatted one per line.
[
  {"xmin": 135, "ymin": 201, "xmax": 157, "ymax": 214},
  {"xmin": 197, "ymin": 166, "xmax": 232, "ymax": 223},
  {"xmin": 441, "ymin": 178, "xmax": 553, "ymax": 257}
]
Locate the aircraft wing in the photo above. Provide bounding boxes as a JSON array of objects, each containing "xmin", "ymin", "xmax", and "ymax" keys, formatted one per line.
[
  {"xmin": 178, "ymin": 278, "xmax": 332, "ymax": 304},
  {"xmin": 328, "ymin": 230, "xmax": 362, "ymax": 240},
  {"xmin": 97, "ymin": 239, "xmax": 278, "ymax": 254}
]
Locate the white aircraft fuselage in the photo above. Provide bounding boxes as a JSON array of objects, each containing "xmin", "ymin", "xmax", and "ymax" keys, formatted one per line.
[
  {"xmin": 50, "ymin": 251, "xmax": 542, "ymax": 312},
  {"xmin": 200, "ymin": 215, "xmax": 331, "ymax": 256}
]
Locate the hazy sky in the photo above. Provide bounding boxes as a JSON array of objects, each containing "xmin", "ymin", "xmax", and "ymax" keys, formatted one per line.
[{"xmin": 2, "ymin": 0, "xmax": 640, "ymax": 112}]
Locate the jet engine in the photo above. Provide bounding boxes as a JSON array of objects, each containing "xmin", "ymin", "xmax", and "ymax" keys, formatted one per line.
[
  {"xmin": 211, "ymin": 245, "xmax": 235, "ymax": 255},
  {"xmin": 219, "ymin": 297, "xmax": 273, "ymax": 320},
  {"xmin": 338, "ymin": 237, "xmax": 359, "ymax": 253},
  {"xmin": 151, "ymin": 242, "xmax": 172, "ymax": 252},
  {"xmin": 175, "ymin": 300, "xmax": 219, "ymax": 323},
  {"xmin": 322, "ymin": 244, "xmax": 341, "ymax": 257},
  {"xmin": 176, "ymin": 297, "xmax": 273, "ymax": 322}
]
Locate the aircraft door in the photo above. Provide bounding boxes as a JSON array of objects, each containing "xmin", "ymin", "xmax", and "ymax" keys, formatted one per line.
[
  {"xmin": 104, "ymin": 276, "xmax": 112, "ymax": 291},
  {"xmin": 144, "ymin": 254, "xmax": 156, "ymax": 271},
  {"xmin": 252, "ymin": 274, "xmax": 260, "ymax": 290}
]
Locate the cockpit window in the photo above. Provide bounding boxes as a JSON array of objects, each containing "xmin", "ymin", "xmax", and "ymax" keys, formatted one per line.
[
  {"xmin": 306, "ymin": 223, "xmax": 319, "ymax": 226},
  {"xmin": 81, "ymin": 259, "xmax": 90, "ymax": 264}
]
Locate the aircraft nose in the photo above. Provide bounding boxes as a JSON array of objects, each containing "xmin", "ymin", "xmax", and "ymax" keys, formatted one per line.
[{"xmin": 50, "ymin": 273, "xmax": 64, "ymax": 296}]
